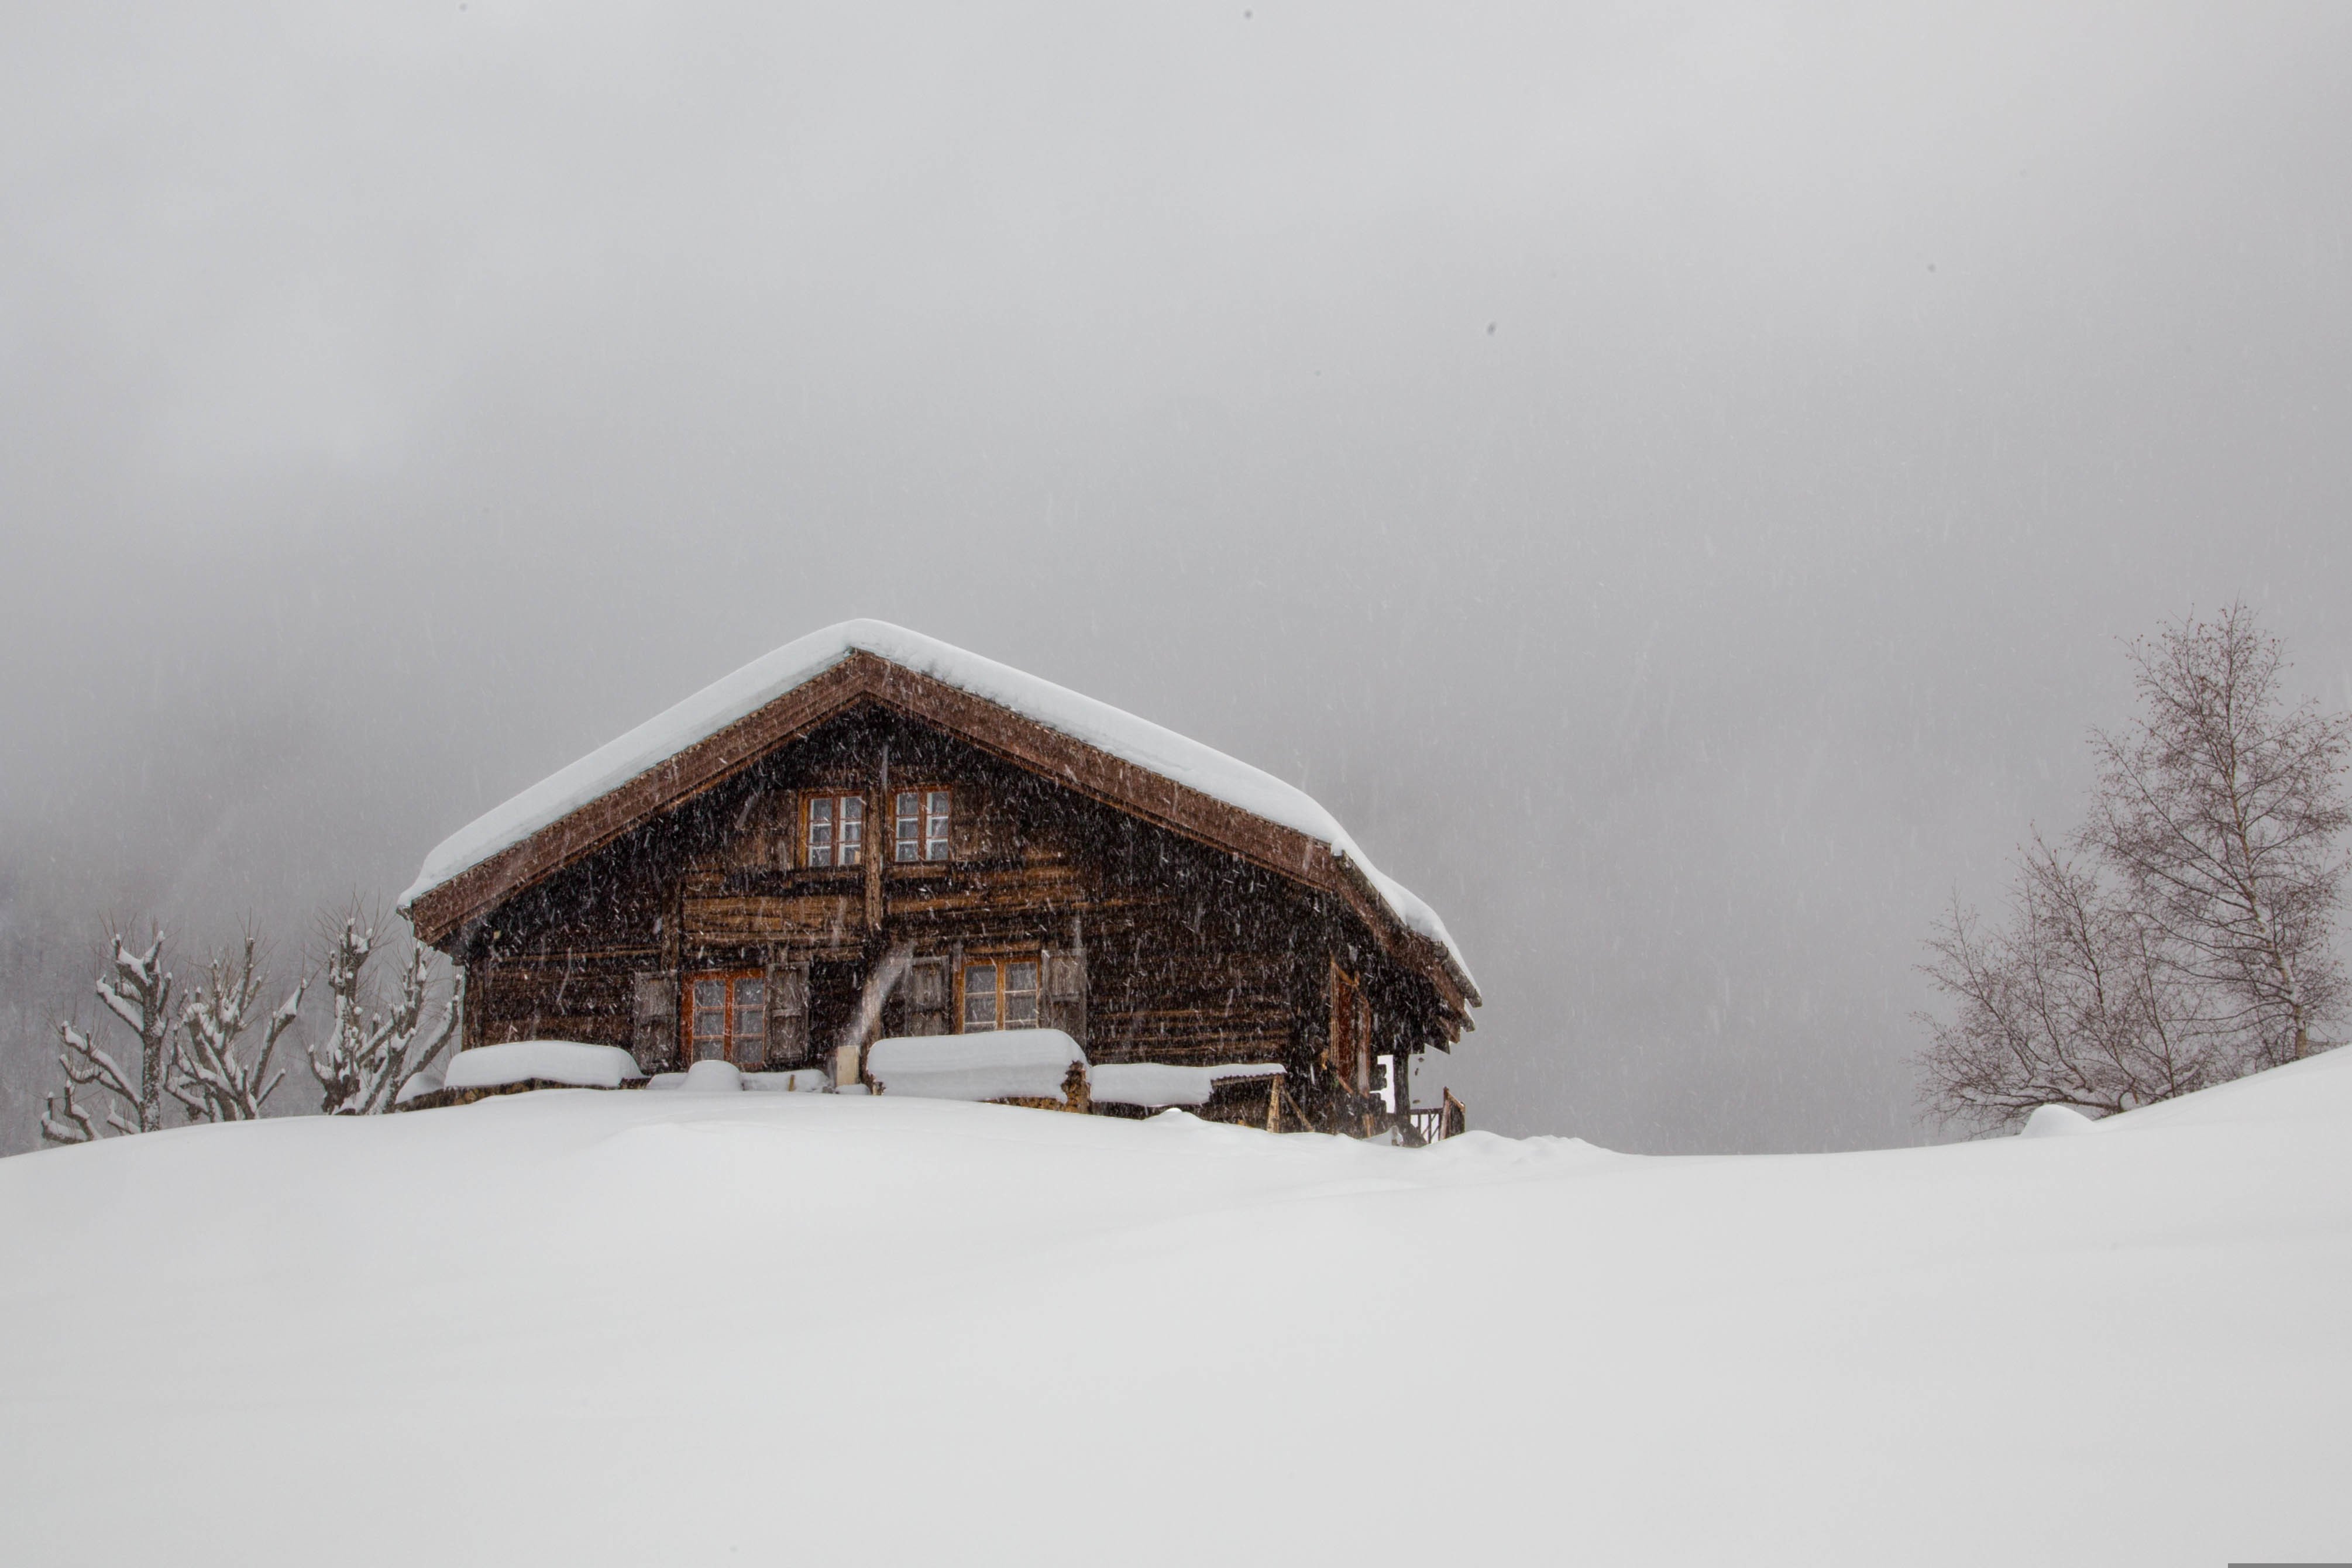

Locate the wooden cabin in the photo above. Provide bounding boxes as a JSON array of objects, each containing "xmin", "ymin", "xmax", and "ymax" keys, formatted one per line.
[{"xmin": 398, "ymin": 623, "xmax": 1478, "ymax": 1133}]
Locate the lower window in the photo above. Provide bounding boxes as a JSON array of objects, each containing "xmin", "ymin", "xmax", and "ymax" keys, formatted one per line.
[
  {"xmin": 687, "ymin": 969, "xmax": 767, "ymax": 1062},
  {"xmin": 961, "ymin": 957, "xmax": 1040, "ymax": 1031}
]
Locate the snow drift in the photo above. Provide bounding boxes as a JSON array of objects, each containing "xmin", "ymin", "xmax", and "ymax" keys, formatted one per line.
[{"xmin": 5, "ymin": 1052, "xmax": 2350, "ymax": 1566}]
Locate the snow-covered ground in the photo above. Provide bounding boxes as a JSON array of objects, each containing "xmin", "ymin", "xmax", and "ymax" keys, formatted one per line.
[{"xmin": 4, "ymin": 1054, "xmax": 2348, "ymax": 1566}]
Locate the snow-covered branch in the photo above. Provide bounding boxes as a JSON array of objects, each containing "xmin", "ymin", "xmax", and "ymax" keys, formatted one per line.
[
  {"xmin": 170, "ymin": 937, "xmax": 302, "ymax": 1123},
  {"xmin": 307, "ymin": 919, "xmax": 462, "ymax": 1115},
  {"xmin": 40, "ymin": 928, "xmax": 177, "ymax": 1146}
]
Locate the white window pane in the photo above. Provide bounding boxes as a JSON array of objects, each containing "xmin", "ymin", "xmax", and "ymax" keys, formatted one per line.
[
  {"xmin": 962, "ymin": 964, "xmax": 997, "ymax": 1030},
  {"xmin": 735, "ymin": 978, "xmax": 765, "ymax": 1009},
  {"xmin": 839, "ymin": 797, "xmax": 862, "ymax": 823},
  {"xmin": 1004, "ymin": 962, "xmax": 1038, "ymax": 993},
  {"xmin": 896, "ymin": 792, "xmax": 918, "ymax": 819},
  {"xmin": 1005, "ymin": 992, "xmax": 1037, "ymax": 1026},
  {"xmin": 693, "ymin": 979, "xmax": 725, "ymax": 1009},
  {"xmin": 807, "ymin": 796, "xmax": 833, "ymax": 868}
]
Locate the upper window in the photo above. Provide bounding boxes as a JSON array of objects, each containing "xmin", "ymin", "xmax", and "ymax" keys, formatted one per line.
[
  {"xmin": 962, "ymin": 957, "xmax": 1040, "ymax": 1031},
  {"xmin": 804, "ymin": 793, "xmax": 864, "ymax": 868},
  {"xmin": 688, "ymin": 970, "xmax": 766, "ymax": 1063},
  {"xmin": 895, "ymin": 789, "xmax": 952, "ymax": 862}
]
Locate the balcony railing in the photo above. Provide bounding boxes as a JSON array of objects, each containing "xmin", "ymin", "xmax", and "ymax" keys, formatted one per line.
[{"xmin": 1394, "ymin": 1089, "xmax": 1468, "ymax": 1146}]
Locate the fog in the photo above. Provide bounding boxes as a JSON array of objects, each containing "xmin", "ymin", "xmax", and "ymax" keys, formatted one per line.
[{"xmin": 4, "ymin": 2, "xmax": 2349, "ymax": 1155}]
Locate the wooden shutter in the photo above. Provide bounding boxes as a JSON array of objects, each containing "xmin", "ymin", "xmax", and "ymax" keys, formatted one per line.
[
  {"xmin": 735, "ymin": 972, "xmax": 771, "ymax": 1072},
  {"xmin": 1043, "ymin": 950, "xmax": 1087, "ymax": 1045},
  {"xmin": 1327, "ymin": 964, "xmax": 1363, "ymax": 1092},
  {"xmin": 903, "ymin": 957, "xmax": 950, "ymax": 1036},
  {"xmin": 767, "ymin": 960, "xmax": 810, "ymax": 1065},
  {"xmin": 948, "ymin": 784, "xmax": 983, "ymax": 860},
  {"xmin": 631, "ymin": 971, "xmax": 679, "ymax": 1072}
]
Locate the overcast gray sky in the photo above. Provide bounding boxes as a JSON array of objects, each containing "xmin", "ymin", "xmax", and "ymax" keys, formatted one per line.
[{"xmin": 4, "ymin": 2, "xmax": 2349, "ymax": 1154}]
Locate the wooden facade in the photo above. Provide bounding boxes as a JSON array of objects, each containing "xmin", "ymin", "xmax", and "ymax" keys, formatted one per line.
[{"xmin": 407, "ymin": 646, "xmax": 1477, "ymax": 1132}]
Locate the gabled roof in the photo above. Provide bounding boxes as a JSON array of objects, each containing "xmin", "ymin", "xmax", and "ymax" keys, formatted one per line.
[{"xmin": 400, "ymin": 621, "xmax": 1476, "ymax": 1009}]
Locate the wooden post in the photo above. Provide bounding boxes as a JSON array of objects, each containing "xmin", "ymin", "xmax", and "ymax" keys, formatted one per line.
[
  {"xmin": 863, "ymin": 791, "xmax": 885, "ymax": 934},
  {"xmin": 1265, "ymin": 1075, "xmax": 1280, "ymax": 1133}
]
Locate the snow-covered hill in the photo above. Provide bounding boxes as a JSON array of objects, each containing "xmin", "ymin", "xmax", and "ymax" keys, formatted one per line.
[{"xmin": 5, "ymin": 1057, "xmax": 2349, "ymax": 1566}]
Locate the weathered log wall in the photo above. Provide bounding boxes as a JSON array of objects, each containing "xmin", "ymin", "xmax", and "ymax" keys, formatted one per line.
[{"xmin": 449, "ymin": 704, "xmax": 1456, "ymax": 1123}]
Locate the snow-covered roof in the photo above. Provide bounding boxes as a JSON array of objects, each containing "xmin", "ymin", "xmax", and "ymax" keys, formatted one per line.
[
  {"xmin": 398, "ymin": 620, "xmax": 1471, "ymax": 991},
  {"xmin": 443, "ymin": 1041, "xmax": 646, "ymax": 1091},
  {"xmin": 1089, "ymin": 1062, "xmax": 1284, "ymax": 1108},
  {"xmin": 867, "ymin": 1029, "xmax": 1087, "ymax": 1103}
]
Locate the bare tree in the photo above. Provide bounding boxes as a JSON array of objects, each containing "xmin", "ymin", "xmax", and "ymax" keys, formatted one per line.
[
  {"xmin": 307, "ymin": 917, "xmax": 462, "ymax": 1115},
  {"xmin": 169, "ymin": 936, "xmax": 303, "ymax": 1123},
  {"xmin": 1917, "ymin": 838, "xmax": 2236, "ymax": 1134},
  {"xmin": 2081, "ymin": 605, "xmax": 2350, "ymax": 1066},
  {"xmin": 40, "ymin": 926, "xmax": 176, "ymax": 1144},
  {"xmin": 1918, "ymin": 604, "xmax": 2350, "ymax": 1133}
]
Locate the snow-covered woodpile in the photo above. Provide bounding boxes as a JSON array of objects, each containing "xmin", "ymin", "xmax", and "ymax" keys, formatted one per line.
[{"xmin": 398, "ymin": 622, "xmax": 1477, "ymax": 1136}]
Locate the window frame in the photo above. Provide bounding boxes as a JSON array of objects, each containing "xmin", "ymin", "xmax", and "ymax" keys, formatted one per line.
[
  {"xmin": 893, "ymin": 786, "xmax": 954, "ymax": 864},
  {"xmin": 958, "ymin": 953, "xmax": 1043, "ymax": 1033},
  {"xmin": 802, "ymin": 792, "xmax": 866, "ymax": 869},
  {"xmin": 685, "ymin": 967, "xmax": 769, "ymax": 1064}
]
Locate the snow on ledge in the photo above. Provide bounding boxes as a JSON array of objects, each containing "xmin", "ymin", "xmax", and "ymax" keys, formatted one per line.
[
  {"xmin": 647, "ymin": 1067, "xmax": 831, "ymax": 1092},
  {"xmin": 1091, "ymin": 1062, "xmax": 1284, "ymax": 1108},
  {"xmin": 443, "ymin": 1041, "xmax": 647, "ymax": 1092},
  {"xmin": 867, "ymin": 1029, "xmax": 1086, "ymax": 1103},
  {"xmin": 396, "ymin": 621, "xmax": 1471, "ymax": 989}
]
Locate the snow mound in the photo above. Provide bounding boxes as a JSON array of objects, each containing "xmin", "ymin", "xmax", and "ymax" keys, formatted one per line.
[
  {"xmin": 442, "ymin": 1041, "xmax": 645, "ymax": 1091},
  {"xmin": 2019, "ymin": 1104, "xmax": 2099, "ymax": 1137},
  {"xmin": 866, "ymin": 1029, "xmax": 1085, "ymax": 1102},
  {"xmin": 675, "ymin": 1060, "xmax": 743, "ymax": 1094},
  {"xmin": 1090, "ymin": 1061, "xmax": 1283, "ymax": 1108},
  {"xmin": 396, "ymin": 620, "xmax": 1471, "ymax": 989}
]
